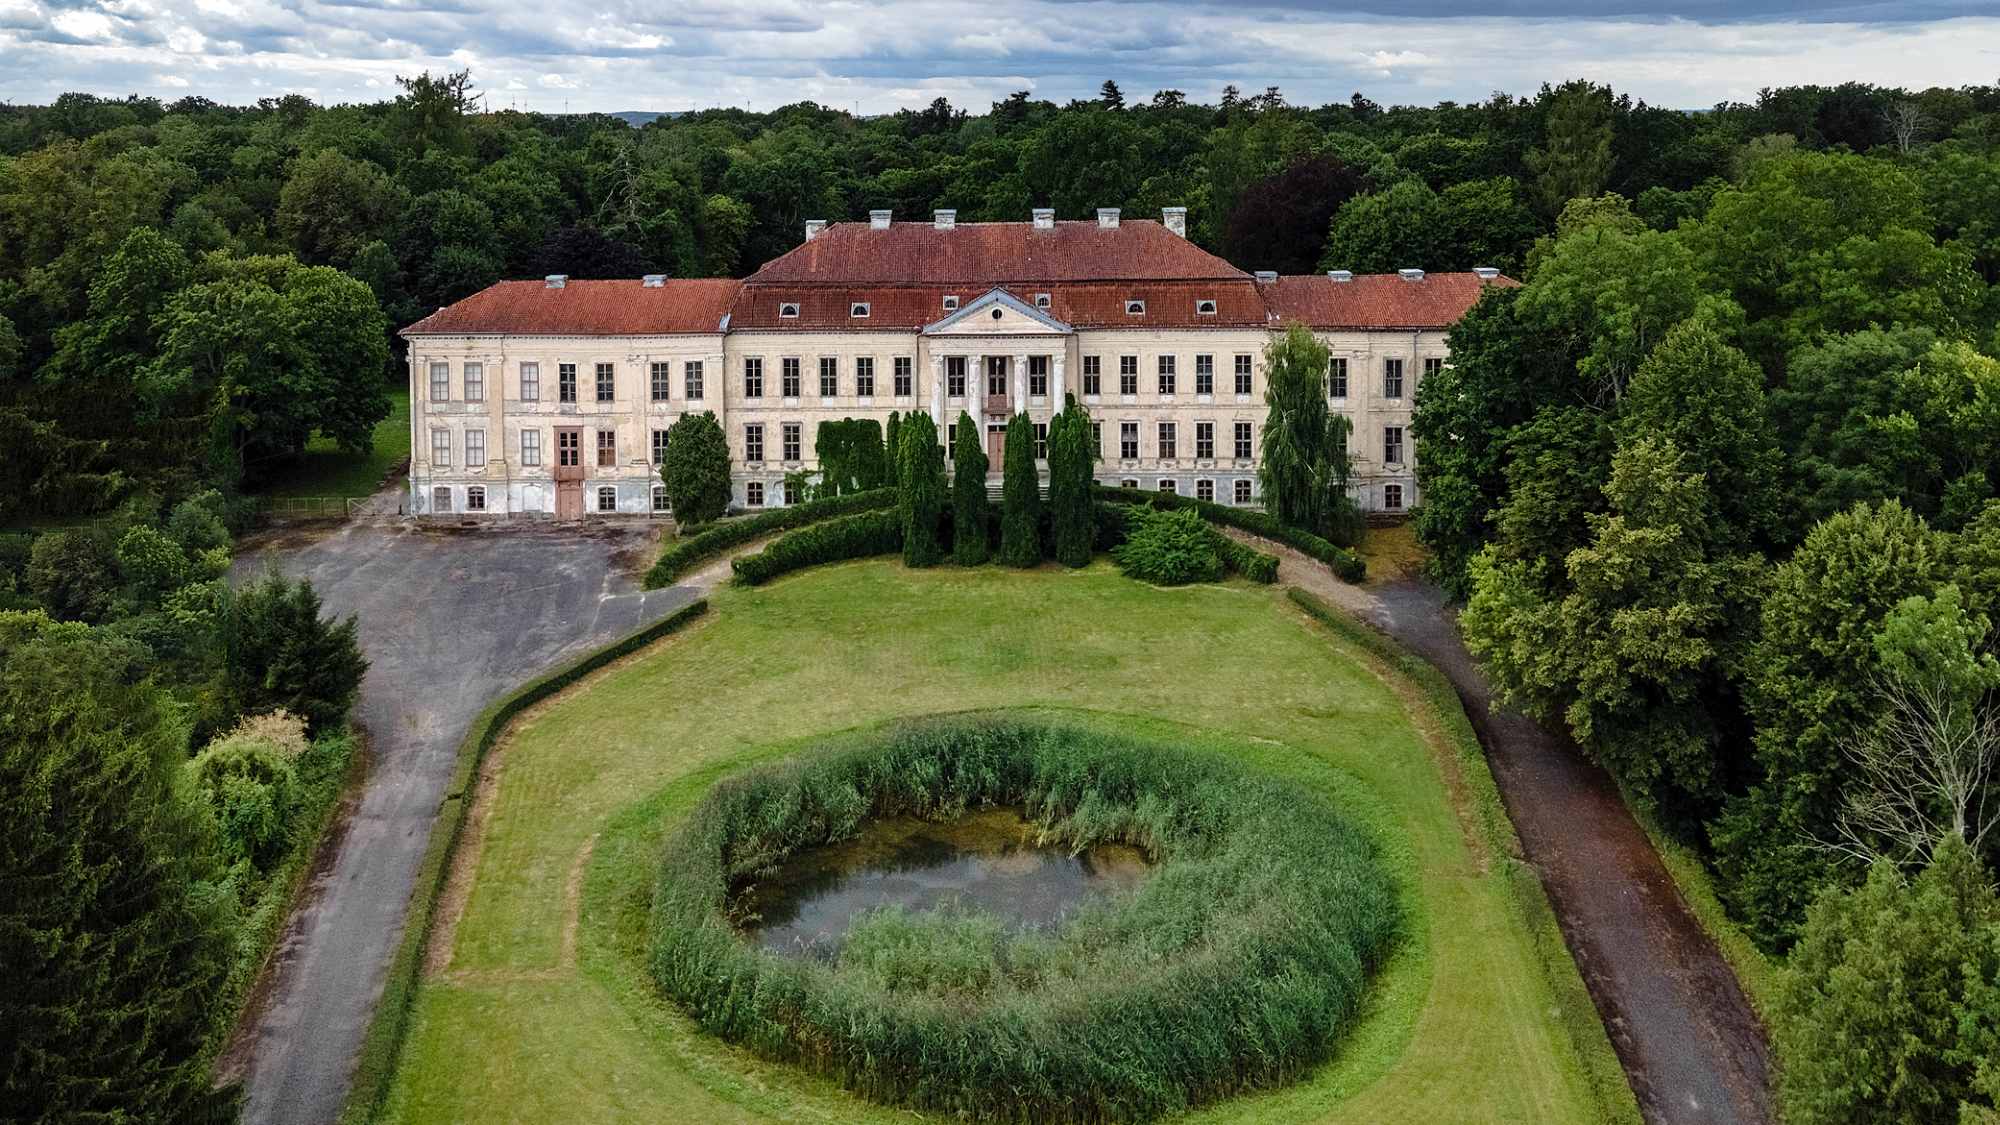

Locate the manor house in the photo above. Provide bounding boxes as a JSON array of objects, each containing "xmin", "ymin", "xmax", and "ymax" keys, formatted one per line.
[{"xmin": 400, "ymin": 207, "xmax": 1510, "ymax": 519}]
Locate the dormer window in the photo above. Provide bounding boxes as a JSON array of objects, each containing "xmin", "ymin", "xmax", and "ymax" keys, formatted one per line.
[
  {"xmin": 942, "ymin": 295, "xmax": 959, "ymax": 311},
  {"xmin": 850, "ymin": 302, "xmax": 870, "ymax": 318},
  {"xmin": 1195, "ymin": 298, "xmax": 1217, "ymax": 315},
  {"xmin": 1124, "ymin": 299, "xmax": 1145, "ymax": 316},
  {"xmin": 1035, "ymin": 293, "xmax": 1051, "ymax": 309},
  {"xmin": 778, "ymin": 302, "xmax": 800, "ymax": 319}
]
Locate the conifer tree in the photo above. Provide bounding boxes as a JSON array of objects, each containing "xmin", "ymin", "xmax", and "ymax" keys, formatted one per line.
[
  {"xmin": 898, "ymin": 413, "xmax": 944, "ymax": 566},
  {"xmin": 1048, "ymin": 396, "xmax": 1096, "ymax": 567},
  {"xmin": 951, "ymin": 411, "xmax": 989, "ymax": 565},
  {"xmin": 884, "ymin": 411, "xmax": 904, "ymax": 488},
  {"xmin": 999, "ymin": 412, "xmax": 1042, "ymax": 567}
]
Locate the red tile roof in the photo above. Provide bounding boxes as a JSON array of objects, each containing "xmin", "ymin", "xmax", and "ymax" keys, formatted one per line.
[
  {"xmin": 746, "ymin": 220, "xmax": 1248, "ymax": 285},
  {"xmin": 401, "ymin": 278, "xmax": 742, "ymax": 336},
  {"xmin": 1261, "ymin": 272, "xmax": 1518, "ymax": 330},
  {"xmin": 725, "ymin": 282, "xmax": 1269, "ymax": 331}
]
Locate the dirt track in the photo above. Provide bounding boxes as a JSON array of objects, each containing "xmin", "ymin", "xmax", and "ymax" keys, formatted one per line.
[{"xmin": 1242, "ymin": 533, "xmax": 1772, "ymax": 1125}]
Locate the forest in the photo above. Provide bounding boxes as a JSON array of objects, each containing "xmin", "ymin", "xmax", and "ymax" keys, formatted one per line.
[{"xmin": 6, "ymin": 71, "xmax": 2000, "ymax": 1123}]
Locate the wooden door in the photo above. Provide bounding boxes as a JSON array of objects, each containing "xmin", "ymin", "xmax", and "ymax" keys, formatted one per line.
[
  {"xmin": 555, "ymin": 427, "xmax": 584, "ymax": 520},
  {"xmin": 986, "ymin": 424, "xmax": 1006, "ymax": 462}
]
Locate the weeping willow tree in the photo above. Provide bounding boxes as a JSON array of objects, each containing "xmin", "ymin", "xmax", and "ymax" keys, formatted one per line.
[{"xmin": 1259, "ymin": 324, "xmax": 1362, "ymax": 547}]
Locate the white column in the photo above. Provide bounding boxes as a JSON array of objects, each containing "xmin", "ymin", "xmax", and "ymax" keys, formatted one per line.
[
  {"xmin": 1012, "ymin": 352, "xmax": 1028, "ymax": 414},
  {"xmin": 929, "ymin": 355, "xmax": 945, "ymax": 424},
  {"xmin": 1052, "ymin": 354, "xmax": 1066, "ymax": 408}
]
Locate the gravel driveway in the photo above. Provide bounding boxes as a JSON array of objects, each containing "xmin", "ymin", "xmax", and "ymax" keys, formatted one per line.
[{"xmin": 219, "ymin": 516, "xmax": 697, "ymax": 1125}]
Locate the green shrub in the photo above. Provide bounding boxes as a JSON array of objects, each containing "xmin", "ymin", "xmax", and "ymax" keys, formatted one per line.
[
  {"xmin": 1095, "ymin": 485, "xmax": 1365, "ymax": 582},
  {"xmin": 1112, "ymin": 506, "xmax": 1225, "ymax": 585},
  {"xmin": 188, "ymin": 734, "xmax": 300, "ymax": 872},
  {"xmin": 732, "ymin": 511, "xmax": 903, "ymax": 586},
  {"xmin": 643, "ymin": 489, "xmax": 894, "ymax": 588},
  {"xmin": 1216, "ymin": 534, "xmax": 1280, "ymax": 582},
  {"xmin": 221, "ymin": 573, "xmax": 366, "ymax": 734},
  {"xmin": 648, "ymin": 715, "xmax": 1400, "ymax": 1123},
  {"xmin": 25, "ymin": 529, "xmax": 118, "ymax": 622},
  {"xmin": 661, "ymin": 411, "xmax": 732, "ymax": 527}
]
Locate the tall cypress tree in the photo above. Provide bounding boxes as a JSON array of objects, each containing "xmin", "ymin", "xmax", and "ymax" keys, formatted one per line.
[
  {"xmin": 1048, "ymin": 396, "xmax": 1096, "ymax": 567},
  {"xmin": 951, "ymin": 411, "xmax": 989, "ymax": 565},
  {"xmin": 884, "ymin": 411, "xmax": 904, "ymax": 489},
  {"xmin": 898, "ymin": 413, "xmax": 944, "ymax": 566},
  {"xmin": 0, "ymin": 629, "xmax": 240, "ymax": 1123},
  {"xmin": 998, "ymin": 412, "xmax": 1042, "ymax": 567}
]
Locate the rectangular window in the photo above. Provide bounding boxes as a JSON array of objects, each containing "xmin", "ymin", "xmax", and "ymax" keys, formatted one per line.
[
  {"xmin": 1384, "ymin": 482, "xmax": 1406, "ymax": 511},
  {"xmin": 651, "ymin": 428, "xmax": 669, "ymax": 465},
  {"xmin": 893, "ymin": 357, "xmax": 913, "ymax": 397},
  {"xmin": 744, "ymin": 357, "xmax": 764, "ymax": 398},
  {"xmin": 1157, "ymin": 422, "xmax": 1177, "ymax": 460},
  {"xmin": 1384, "ymin": 425, "xmax": 1405, "ymax": 465},
  {"xmin": 1234, "ymin": 479, "xmax": 1252, "ymax": 504},
  {"xmin": 744, "ymin": 424, "xmax": 764, "ymax": 463},
  {"xmin": 652, "ymin": 484, "xmax": 670, "ymax": 512},
  {"xmin": 1197, "ymin": 478, "xmax": 1215, "ymax": 501},
  {"xmin": 521, "ymin": 428, "xmax": 541, "ymax": 466},
  {"xmin": 781, "ymin": 357, "xmax": 802, "ymax": 398},
  {"xmin": 429, "ymin": 362, "xmax": 449, "ymax": 401},
  {"xmin": 559, "ymin": 362, "xmax": 577, "ymax": 404},
  {"xmin": 1158, "ymin": 479, "xmax": 1177, "ymax": 495},
  {"xmin": 746, "ymin": 481, "xmax": 765, "ymax": 506},
  {"xmin": 1091, "ymin": 421, "xmax": 1103, "ymax": 454},
  {"xmin": 782, "ymin": 422, "xmax": 801, "ymax": 462},
  {"xmin": 596, "ymin": 362, "xmax": 615, "ymax": 403},
  {"xmin": 1157, "ymin": 355, "xmax": 1176, "ymax": 396},
  {"xmin": 464, "ymin": 362, "xmax": 484, "ymax": 402},
  {"xmin": 684, "ymin": 360, "xmax": 704, "ymax": 400},
  {"xmin": 819, "ymin": 356, "xmax": 837, "ymax": 397},
  {"xmin": 1423, "ymin": 356, "xmax": 1443, "ymax": 382},
  {"xmin": 1234, "ymin": 421, "xmax": 1253, "ymax": 459},
  {"xmin": 1383, "ymin": 357, "xmax": 1404, "ymax": 399},
  {"xmin": 650, "ymin": 361, "xmax": 670, "ymax": 402},
  {"xmin": 1029, "ymin": 355, "xmax": 1049, "ymax": 398},
  {"xmin": 855, "ymin": 356, "xmax": 875, "ymax": 397},
  {"xmin": 1234, "ymin": 354, "xmax": 1253, "ymax": 395},
  {"xmin": 596, "ymin": 429, "xmax": 616, "ymax": 467},
  {"xmin": 433, "ymin": 486, "xmax": 452, "ymax": 513},
  {"xmin": 465, "ymin": 428, "xmax": 485, "ymax": 467},
  {"xmin": 430, "ymin": 428, "xmax": 451, "ymax": 467},
  {"xmin": 520, "ymin": 361, "xmax": 540, "ymax": 402},
  {"xmin": 466, "ymin": 485, "xmax": 485, "ymax": 511},
  {"xmin": 1328, "ymin": 357, "xmax": 1348, "ymax": 399},
  {"xmin": 598, "ymin": 486, "xmax": 617, "ymax": 512},
  {"xmin": 946, "ymin": 423, "xmax": 958, "ymax": 458},
  {"xmin": 1194, "ymin": 354, "xmax": 1213, "ymax": 396},
  {"xmin": 784, "ymin": 479, "xmax": 800, "ymax": 505},
  {"xmin": 1119, "ymin": 356, "xmax": 1138, "ymax": 396},
  {"xmin": 558, "ymin": 429, "xmax": 579, "ymax": 467},
  {"xmin": 1082, "ymin": 356, "xmax": 1102, "ymax": 396},
  {"xmin": 1195, "ymin": 421, "xmax": 1214, "ymax": 460},
  {"xmin": 1119, "ymin": 421, "xmax": 1139, "ymax": 460},
  {"xmin": 1034, "ymin": 422, "xmax": 1048, "ymax": 460},
  {"xmin": 946, "ymin": 356, "xmax": 967, "ymax": 398}
]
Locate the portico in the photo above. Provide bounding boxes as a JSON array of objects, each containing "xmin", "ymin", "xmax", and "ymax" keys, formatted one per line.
[{"xmin": 922, "ymin": 289, "xmax": 1070, "ymax": 429}]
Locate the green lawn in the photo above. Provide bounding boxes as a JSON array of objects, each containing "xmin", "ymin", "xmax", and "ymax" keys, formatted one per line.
[
  {"xmin": 379, "ymin": 561, "xmax": 1621, "ymax": 1125},
  {"xmin": 255, "ymin": 388, "xmax": 410, "ymax": 500}
]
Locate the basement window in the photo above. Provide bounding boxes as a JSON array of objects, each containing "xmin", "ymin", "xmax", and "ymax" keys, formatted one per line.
[
  {"xmin": 850, "ymin": 302, "xmax": 870, "ymax": 318},
  {"xmin": 778, "ymin": 302, "xmax": 800, "ymax": 319},
  {"xmin": 942, "ymin": 295, "xmax": 959, "ymax": 311},
  {"xmin": 1124, "ymin": 299, "xmax": 1145, "ymax": 316},
  {"xmin": 1195, "ymin": 298, "xmax": 1217, "ymax": 315}
]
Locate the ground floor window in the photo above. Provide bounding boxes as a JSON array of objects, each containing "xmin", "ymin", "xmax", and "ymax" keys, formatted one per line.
[
  {"xmin": 1120, "ymin": 478, "xmax": 1138, "ymax": 489},
  {"xmin": 466, "ymin": 485, "xmax": 486, "ymax": 511},
  {"xmin": 1158, "ymin": 479, "xmax": 1177, "ymax": 495},
  {"xmin": 1384, "ymin": 483, "xmax": 1405, "ymax": 511},
  {"xmin": 597, "ymin": 486, "xmax": 617, "ymax": 512},
  {"xmin": 784, "ymin": 479, "xmax": 800, "ymax": 505},
  {"xmin": 1196, "ymin": 479, "xmax": 1214, "ymax": 502},
  {"xmin": 746, "ymin": 481, "xmax": 765, "ymax": 507},
  {"xmin": 431, "ymin": 485, "xmax": 452, "ymax": 513},
  {"xmin": 652, "ymin": 485, "xmax": 670, "ymax": 512},
  {"xmin": 1234, "ymin": 479, "xmax": 1252, "ymax": 504}
]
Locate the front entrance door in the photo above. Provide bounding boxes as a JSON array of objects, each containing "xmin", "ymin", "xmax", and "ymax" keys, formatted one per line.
[
  {"xmin": 554, "ymin": 427, "xmax": 584, "ymax": 520},
  {"xmin": 986, "ymin": 423, "xmax": 1006, "ymax": 462}
]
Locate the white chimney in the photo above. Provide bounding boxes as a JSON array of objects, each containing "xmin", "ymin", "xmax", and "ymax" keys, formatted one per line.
[
  {"xmin": 1032, "ymin": 207, "xmax": 1055, "ymax": 229},
  {"xmin": 1473, "ymin": 266, "xmax": 1500, "ymax": 280},
  {"xmin": 934, "ymin": 209, "xmax": 956, "ymax": 230},
  {"xmin": 804, "ymin": 219, "xmax": 828, "ymax": 241},
  {"xmin": 544, "ymin": 274, "xmax": 567, "ymax": 289},
  {"xmin": 1097, "ymin": 207, "xmax": 1120, "ymax": 229},
  {"xmin": 869, "ymin": 209, "xmax": 892, "ymax": 229},
  {"xmin": 1253, "ymin": 270, "xmax": 1278, "ymax": 284},
  {"xmin": 641, "ymin": 274, "xmax": 666, "ymax": 287},
  {"xmin": 1398, "ymin": 268, "xmax": 1425, "ymax": 282},
  {"xmin": 1327, "ymin": 270, "xmax": 1353, "ymax": 282},
  {"xmin": 1161, "ymin": 206, "xmax": 1187, "ymax": 237}
]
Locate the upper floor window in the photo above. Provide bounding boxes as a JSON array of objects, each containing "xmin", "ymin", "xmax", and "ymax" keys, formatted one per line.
[
  {"xmin": 521, "ymin": 428, "xmax": 541, "ymax": 466},
  {"xmin": 1028, "ymin": 355, "xmax": 1049, "ymax": 398},
  {"xmin": 429, "ymin": 362, "xmax": 449, "ymax": 401},
  {"xmin": 1157, "ymin": 422, "xmax": 1177, "ymax": 460},
  {"xmin": 1234, "ymin": 421, "xmax": 1253, "ymax": 460},
  {"xmin": 1195, "ymin": 298, "xmax": 1217, "ymax": 315},
  {"xmin": 1119, "ymin": 421, "xmax": 1139, "ymax": 460},
  {"xmin": 595, "ymin": 362, "xmax": 615, "ymax": 403},
  {"xmin": 893, "ymin": 357, "xmax": 913, "ymax": 397},
  {"xmin": 1328, "ymin": 356, "xmax": 1349, "ymax": 399},
  {"xmin": 1195, "ymin": 421, "xmax": 1215, "ymax": 459},
  {"xmin": 780, "ymin": 357, "xmax": 801, "ymax": 398},
  {"xmin": 942, "ymin": 295, "xmax": 959, "ymax": 311},
  {"xmin": 650, "ymin": 361, "xmax": 671, "ymax": 402},
  {"xmin": 819, "ymin": 356, "xmax": 838, "ymax": 397},
  {"xmin": 684, "ymin": 360, "xmax": 704, "ymax": 400},
  {"xmin": 520, "ymin": 361, "xmax": 541, "ymax": 402},
  {"xmin": 651, "ymin": 428, "xmax": 670, "ymax": 465},
  {"xmin": 744, "ymin": 357, "xmax": 763, "ymax": 398},
  {"xmin": 1194, "ymin": 354, "xmax": 1214, "ymax": 396},
  {"xmin": 850, "ymin": 302, "xmax": 869, "ymax": 318},
  {"xmin": 596, "ymin": 429, "xmax": 616, "ymax": 467},
  {"xmin": 946, "ymin": 356, "xmax": 967, "ymax": 398},
  {"xmin": 1118, "ymin": 355, "xmax": 1138, "ymax": 396},
  {"xmin": 1124, "ymin": 299, "xmax": 1145, "ymax": 316},
  {"xmin": 1034, "ymin": 293, "xmax": 1051, "ymax": 309},
  {"xmin": 1424, "ymin": 356, "xmax": 1443, "ymax": 381},
  {"xmin": 1384, "ymin": 425, "xmax": 1405, "ymax": 465},
  {"xmin": 1081, "ymin": 356, "xmax": 1102, "ymax": 396},
  {"xmin": 1157, "ymin": 355, "xmax": 1176, "ymax": 396},
  {"xmin": 744, "ymin": 423, "xmax": 764, "ymax": 462},
  {"xmin": 1383, "ymin": 357, "xmax": 1405, "ymax": 400},
  {"xmin": 1234, "ymin": 354, "xmax": 1253, "ymax": 395},
  {"xmin": 558, "ymin": 362, "xmax": 577, "ymax": 404},
  {"xmin": 464, "ymin": 362, "xmax": 484, "ymax": 402},
  {"xmin": 778, "ymin": 301, "xmax": 800, "ymax": 319},
  {"xmin": 465, "ymin": 428, "xmax": 486, "ymax": 467},
  {"xmin": 855, "ymin": 356, "xmax": 876, "ymax": 397},
  {"xmin": 430, "ymin": 428, "xmax": 451, "ymax": 467},
  {"xmin": 782, "ymin": 422, "xmax": 802, "ymax": 462}
]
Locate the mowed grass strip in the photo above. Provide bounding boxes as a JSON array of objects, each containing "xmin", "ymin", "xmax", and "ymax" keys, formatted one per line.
[{"xmin": 380, "ymin": 560, "xmax": 1613, "ymax": 1125}]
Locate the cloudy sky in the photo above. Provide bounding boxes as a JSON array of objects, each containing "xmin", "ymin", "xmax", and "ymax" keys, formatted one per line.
[{"xmin": 1, "ymin": 0, "xmax": 1998, "ymax": 114}]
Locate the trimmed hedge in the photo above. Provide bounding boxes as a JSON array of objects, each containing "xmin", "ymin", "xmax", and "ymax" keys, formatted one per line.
[
  {"xmin": 730, "ymin": 510, "xmax": 903, "ymax": 586},
  {"xmin": 1284, "ymin": 589, "xmax": 1642, "ymax": 1125},
  {"xmin": 338, "ymin": 599, "xmax": 711, "ymax": 1125},
  {"xmin": 1094, "ymin": 485, "xmax": 1365, "ymax": 583},
  {"xmin": 643, "ymin": 489, "xmax": 895, "ymax": 588},
  {"xmin": 1215, "ymin": 534, "xmax": 1280, "ymax": 583}
]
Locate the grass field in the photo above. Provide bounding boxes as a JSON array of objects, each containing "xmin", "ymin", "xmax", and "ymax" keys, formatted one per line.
[
  {"xmin": 378, "ymin": 560, "xmax": 1619, "ymax": 1125},
  {"xmin": 254, "ymin": 387, "xmax": 410, "ymax": 500}
]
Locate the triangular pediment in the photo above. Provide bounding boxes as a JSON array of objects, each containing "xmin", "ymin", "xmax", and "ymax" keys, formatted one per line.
[{"xmin": 924, "ymin": 288, "xmax": 1072, "ymax": 335}]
